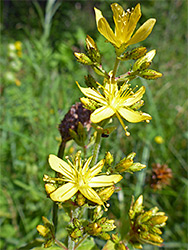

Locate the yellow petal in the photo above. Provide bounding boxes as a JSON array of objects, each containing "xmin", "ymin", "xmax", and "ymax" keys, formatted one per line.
[
  {"xmin": 111, "ymin": 3, "xmax": 126, "ymax": 42},
  {"xmin": 89, "ymin": 174, "xmax": 123, "ymax": 187},
  {"xmin": 76, "ymin": 81, "xmax": 107, "ymax": 105},
  {"xmin": 50, "ymin": 183, "xmax": 78, "ymax": 202},
  {"xmin": 118, "ymin": 107, "xmax": 152, "ymax": 123},
  {"xmin": 94, "ymin": 7, "xmax": 118, "ymax": 47},
  {"xmin": 49, "ymin": 154, "xmax": 75, "ymax": 180},
  {"xmin": 88, "ymin": 159, "xmax": 105, "ymax": 178},
  {"xmin": 122, "ymin": 3, "xmax": 141, "ymax": 43},
  {"xmin": 79, "ymin": 185, "xmax": 103, "ymax": 205},
  {"xmin": 82, "ymin": 156, "xmax": 93, "ymax": 175},
  {"xmin": 90, "ymin": 106, "xmax": 115, "ymax": 123},
  {"xmin": 127, "ymin": 18, "xmax": 156, "ymax": 46},
  {"xmin": 123, "ymin": 86, "xmax": 145, "ymax": 106}
]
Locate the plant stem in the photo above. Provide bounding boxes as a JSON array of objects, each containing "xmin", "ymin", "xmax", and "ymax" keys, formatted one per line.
[
  {"xmin": 52, "ymin": 140, "xmax": 66, "ymax": 234},
  {"xmin": 74, "ymin": 234, "xmax": 88, "ymax": 249},
  {"xmin": 68, "ymin": 235, "xmax": 75, "ymax": 250},
  {"xmin": 55, "ymin": 239, "xmax": 68, "ymax": 250},
  {"xmin": 90, "ymin": 130, "xmax": 102, "ymax": 167},
  {"xmin": 112, "ymin": 57, "xmax": 120, "ymax": 79}
]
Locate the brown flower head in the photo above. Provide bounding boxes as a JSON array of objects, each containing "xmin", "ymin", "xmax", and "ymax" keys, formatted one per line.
[
  {"xmin": 58, "ymin": 102, "xmax": 91, "ymax": 142},
  {"xmin": 150, "ymin": 163, "xmax": 173, "ymax": 190}
]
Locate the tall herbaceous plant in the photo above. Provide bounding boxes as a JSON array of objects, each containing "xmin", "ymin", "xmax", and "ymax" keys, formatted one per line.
[{"xmin": 37, "ymin": 3, "xmax": 167, "ymax": 250}]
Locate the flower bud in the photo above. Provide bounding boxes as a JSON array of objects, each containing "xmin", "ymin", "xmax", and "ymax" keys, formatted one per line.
[
  {"xmin": 36, "ymin": 225, "xmax": 50, "ymax": 238},
  {"xmin": 126, "ymin": 163, "xmax": 146, "ymax": 174},
  {"xmin": 99, "ymin": 232, "xmax": 111, "ymax": 240},
  {"xmin": 133, "ymin": 50, "xmax": 156, "ymax": 71},
  {"xmin": 76, "ymin": 192, "xmax": 86, "ymax": 206},
  {"xmin": 98, "ymin": 186, "xmax": 115, "ymax": 202},
  {"xmin": 70, "ymin": 228, "xmax": 83, "ymax": 239},
  {"xmin": 112, "ymin": 233, "xmax": 120, "ymax": 244},
  {"xmin": 118, "ymin": 47, "xmax": 147, "ymax": 61},
  {"xmin": 139, "ymin": 69, "xmax": 162, "ymax": 80},
  {"xmin": 115, "ymin": 158, "xmax": 133, "ymax": 173},
  {"xmin": 86, "ymin": 35, "xmax": 101, "ymax": 64},
  {"xmin": 80, "ymin": 97, "xmax": 100, "ymax": 111},
  {"xmin": 98, "ymin": 218, "xmax": 116, "ymax": 232},
  {"xmin": 86, "ymin": 222, "xmax": 102, "ymax": 235},
  {"xmin": 105, "ymin": 152, "xmax": 114, "ymax": 166},
  {"xmin": 45, "ymin": 183, "xmax": 56, "ymax": 196},
  {"xmin": 74, "ymin": 52, "xmax": 93, "ymax": 65},
  {"xmin": 84, "ymin": 74, "xmax": 97, "ymax": 88},
  {"xmin": 93, "ymin": 206, "xmax": 103, "ymax": 221},
  {"xmin": 115, "ymin": 243, "xmax": 126, "ymax": 250}
]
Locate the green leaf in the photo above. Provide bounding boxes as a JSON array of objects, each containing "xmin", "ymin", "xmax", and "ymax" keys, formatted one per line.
[
  {"xmin": 17, "ymin": 239, "xmax": 44, "ymax": 250},
  {"xmin": 102, "ymin": 240, "xmax": 115, "ymax": 250},
  {"xmin": 76, "ymin": 237, "xmax": 97, "ymax": 250}
]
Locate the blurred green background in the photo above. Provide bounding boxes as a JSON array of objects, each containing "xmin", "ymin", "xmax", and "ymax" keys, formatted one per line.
[{"xmin": 0, "ymin": 0, "xmax": 187, "ymax": 249}]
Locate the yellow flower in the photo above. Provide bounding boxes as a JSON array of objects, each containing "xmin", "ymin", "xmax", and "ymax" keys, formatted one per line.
[
  {"xmin": 154, "ymin": 136, "xmax": 164, "ymax": 144},
  {"xmin": 94, "ymin": 3, "xmax": 156, "ymax": 53},
  {"xmin": 77, "ymin": 80, "xmax": 151, "ymax": 135},
  {"xmin": 46, "ymin": 152, "xmax": 122, "ymax": 205}
]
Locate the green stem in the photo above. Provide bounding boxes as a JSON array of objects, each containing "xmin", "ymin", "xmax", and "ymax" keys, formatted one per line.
[
  {"xmin": 55, "ymin": 239, "xmax": 68, "ymax": 250},
  {"xmin": 112, "ymin": 57, "xmax": 120, "ymax": 79},
  {"xmin": 90, "ymin": 130, "xmax": 102, "ymax": 167},
  {"xmin": 68, "ymin": 237, "xmax": 75, "ymax": 250},
  {"xmin": 52, "ymin": 140, "xmax": 66, "ymax": 234},
  {"xmin": 74, "ymin": 234, "xmax": 88, "ymax": 249}
]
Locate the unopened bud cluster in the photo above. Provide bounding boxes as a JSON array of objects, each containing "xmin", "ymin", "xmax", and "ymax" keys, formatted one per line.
[{"xmin": 128, "ymin": 195, "xmax": 168, "ymax": 248}]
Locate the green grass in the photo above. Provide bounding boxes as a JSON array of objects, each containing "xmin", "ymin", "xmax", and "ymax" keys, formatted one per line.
[{"xmin": 0, "ymin": 0, "xmax": 187, "ymax": 249}]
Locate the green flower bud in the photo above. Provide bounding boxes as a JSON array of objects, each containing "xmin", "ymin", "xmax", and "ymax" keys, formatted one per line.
[
  {"xmin": 126, "ymin": 163, "xmax": 146, "ymax": 174},
  {"xmin": 73, "ymin": 218, "xmax": 81, "ymax": 228},
  {"xmin": 92, "ymin": 65, "xmax": 106, "ymax": 77},
  {"xmin": 86, "ymin": 35, "xmax": 101, "ymax": 64},
  {"xmin": 36, "ymin": 225, "xmax": 50, "ymax": 238},
  {"xmin": 84, "ymin": 74, "xmax": 97, "ymax": 88},
  {"xmin": 112, "ymin": 233, "xmax": 120, "ymax": 244},
  {"xmin": 115, "ymin": 243, "xmax": 126, "ymax": 250},
  {"xmin": 138, "ymin": 69, "xmax": 162, "ymax": 79},
  {"xmin": 99, "ymin": 232, "xmax": 111, "ymax": 240},
  {"xmin": 115, "ymin": 158, "xmax": 133, "ymax": 173},
  {"xmin": 98, "ymin": 186, "xmax": 115, "ymax": 202},
  {"xmin": 76, "ymin": 192, "xmax": 86, "ymax": 206},
  {"xmin": 80, "ymin": 97, "xmax": 101, "ymax": 111},
  {"xmin": 99, "ymin": 218, "xmax": 116, "ymax": 232},
  {"xmin": 71, "ymin": 228, "xmax": 83, "ymax": 239},
  {"xmin": 93, "ymin": 206, "xmax": 103, "ymax": 221},
  {"xmin": 126, "ymin": 152, "xmax": 136, "ymax": 160},
  {"xmin": 105, "ymin": 152, "xmax": 114, "ymax": 166},
  {"xmin": 149, "ymin": 215, "xmax": 168, "ymax": 226},
  {"xmin": 133, "ymin": 50, "xmax": 156, "ymax": 71},
  {"xmin": 74, "ymin": 52, "xmax": 93, "ymax": 65},
  {"xmin": 118, "ymin": 47, "xmax": 147, "ymax": 61},
  {"xmin": 86, "ymin": 222, "xmax": 102, "ymax": 235}
]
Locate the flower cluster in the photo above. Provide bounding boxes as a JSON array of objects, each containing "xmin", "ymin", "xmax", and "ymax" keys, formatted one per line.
[
  {"xmin": 37, "ymin": 2, "xmax": 168, "ymax": 250},
  {"xmin": 128, "ymin": 195, "xmax": 168, "ymax": 248}
]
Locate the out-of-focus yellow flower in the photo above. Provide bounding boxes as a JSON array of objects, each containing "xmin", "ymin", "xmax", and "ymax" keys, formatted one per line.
[
  {"xmin": 45, "ymin": 151, "xmax": 122, "ymax": 205},
  {"xmin": 77, "ymin": 79, "xmax": 151, "ymax": 136},
  {"xmin": 14, "ymin": 41, "xmax": 22, "ymax": 51},
  {"xmin": 154, "ymin": 136, "xmax": 164, "ymax": 144},
  {"xmin": 15, "ymin": 79, "xmax": 21, "ymax": 86},
  {"xmin": 14, "ymin": 41, "xmax": 22, "ymax": 57},
  {"xmin": 94, "ymin": 3, "xmax": 156, "ymax": 54}
]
